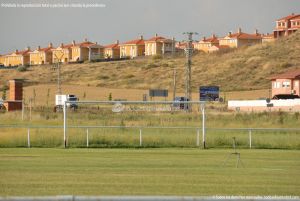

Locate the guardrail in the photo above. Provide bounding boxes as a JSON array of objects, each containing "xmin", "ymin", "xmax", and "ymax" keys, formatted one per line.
[{"xmin": 0, "ymin": 196, "xmax": 299, "ymax": 201}]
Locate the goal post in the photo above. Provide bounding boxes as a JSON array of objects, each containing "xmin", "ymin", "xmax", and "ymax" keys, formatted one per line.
[{"xmin": 63, "ymin": 100, "xmax": 206, "ymax": 149}]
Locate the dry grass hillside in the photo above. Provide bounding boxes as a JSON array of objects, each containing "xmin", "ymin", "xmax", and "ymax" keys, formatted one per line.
[{"xmin": 0, "ymin": 31, "xmax": 299, "ymax": 93}]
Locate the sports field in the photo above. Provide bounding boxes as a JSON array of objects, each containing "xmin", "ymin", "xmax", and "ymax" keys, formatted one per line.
[{"xmin": 0, "ymin": 148, "xmax": 299, "ymax": 196}]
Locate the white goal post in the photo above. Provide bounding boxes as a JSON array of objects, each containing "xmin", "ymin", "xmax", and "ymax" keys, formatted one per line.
[{"xmin": 63, "ymin": 100, "xmax": 206, "ymax": 149}]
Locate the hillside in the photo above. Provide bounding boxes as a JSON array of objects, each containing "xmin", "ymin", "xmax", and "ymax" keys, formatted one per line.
[{"xmin": 0, "ymin": 31, "xmax": 299, "ymax": 92}]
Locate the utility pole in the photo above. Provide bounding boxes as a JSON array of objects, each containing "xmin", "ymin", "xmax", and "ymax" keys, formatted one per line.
[{"xmin": 183, "ymin": 32, "xmax": 198, "ymax": 112}]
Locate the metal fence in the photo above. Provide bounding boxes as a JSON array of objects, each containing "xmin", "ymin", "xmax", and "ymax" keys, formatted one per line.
[{"xmin": 0, "ymin": 124, "xmax": 300, "ymax": 149}]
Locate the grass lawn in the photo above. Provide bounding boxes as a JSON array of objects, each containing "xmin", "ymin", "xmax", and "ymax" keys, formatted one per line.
[{"xmin": 0, "ymin": 148, "xmax": 299, "ymax": 196}]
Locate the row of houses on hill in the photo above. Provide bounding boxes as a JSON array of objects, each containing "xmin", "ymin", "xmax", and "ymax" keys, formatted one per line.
[
  {"xmin": 192, "ymin": 13, "xmax": 300, "ymax": 53},
  {"xmin": 0, "ymin": 13, "xmax": 299, "ymax": 67},
  {"xmin": 0, "ymin": 34, "xmax": 176, "ymax": 67}
]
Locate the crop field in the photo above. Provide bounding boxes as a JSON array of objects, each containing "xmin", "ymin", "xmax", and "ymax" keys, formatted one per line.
[{"xmin": 0, "ymin": 148, "xmax": 299, "ymax": 196}]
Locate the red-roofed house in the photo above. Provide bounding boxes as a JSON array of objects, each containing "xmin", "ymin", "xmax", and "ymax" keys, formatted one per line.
[
  {"xmin": 52, "ymin": 43, "xmax": 73, "ymax": 63},
  {"xmin": 270, "ymin": 69, "xmax": 300, "ymax": 97},
  {"xmin": 70, "ymin": 39, "xmax": 104, "ymax": 62},
  {"xmin": 3, "ymin": 47, "xmax": 31, "ymax": 66},
  {"xmin": 194, "ymin": 34, "xmax": 220, "ymax": 53},
  {"xmin": 144, "ymin": 34, "xmax": 175, "ymax": 56},
  {"xmin": 274, "ymin": 13, "xmax": 300, "ymax": 38},
  {"xmin": 219, "ymin": 28, "xmax": 262, "ymax": 48},
  {"xmin": 29, "ymin": 43, "xmax": 53, "ymax": 65},
  {"xmin": 119, "ymin": 36, "xmax": 145, "ymax": 58},
  {"xmin": 104, "ymin": 40, "xmax": 120, "ymax": 59}
]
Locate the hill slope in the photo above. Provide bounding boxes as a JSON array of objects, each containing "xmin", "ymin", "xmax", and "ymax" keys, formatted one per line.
[{"xmin": 0, "ymin": 31, "xmax": 299, "ymax": 92}]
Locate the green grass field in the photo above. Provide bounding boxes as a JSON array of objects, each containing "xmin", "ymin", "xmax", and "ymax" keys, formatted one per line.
[{"xmin": 0, "ymin": 148, "xmax": 299, "ymax": 196}]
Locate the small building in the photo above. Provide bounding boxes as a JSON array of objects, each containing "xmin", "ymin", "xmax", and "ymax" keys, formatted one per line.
[
  {"xmin": 207, "ymin": 45, "xmax": 230, "ymax": 53},
  {"xmin": 52, "ymin": 43, "xmax": 73, "ymax": 63},
  {"xmin": 104, "ymin": 40, "xmax": 120, "ymax": 59},
  {"xmin": 29, "ymin": 43, "xmax": 53, "ymax": 65},
  {"xmin": 274, "ymin": 13, "xmax": 300, "ymax": 38},
  {"xmin": 194, "ymin": 34, "xmax": 219, "ymax": 53},
  {"xmin": 3, "ymin": 79, "xmax": 23, "ymax": 111},
  {"xmin": 3, "ymin": 48, "xmax": 31, "ymax": 67},
  {"xmin": 119, "ymin": 36, "xmax": 145, "ymax": 58},
  {"xmin": 270, "ymin": 69, "xmax": 300, "ymax": 98},
  {"xmin": 70, "ymin": 39, "xmax": 104, "ymax": 62},
  {"xmin": 144, "ymin": 34, "xmax": 175, "ymax": 56},
  {"xmin": 219, "ymin": 28, "xmax": 262, "ymax": 48}
]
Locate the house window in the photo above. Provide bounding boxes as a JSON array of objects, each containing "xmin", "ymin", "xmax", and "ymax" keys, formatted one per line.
[
  {"xmin": 273, "ymin": 82, "xmax": 281, "ymax": 88},
  {"xmin": 282, "ymin": 81, "xmax": 290, "ymax": 88}
]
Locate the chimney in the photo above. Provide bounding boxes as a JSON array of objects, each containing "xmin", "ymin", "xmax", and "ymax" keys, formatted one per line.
[
  {"xmin": 228, "ymin": 32, "xmax": 232, "ymax": 36},
  {"xmin": 48, "ymin": 42, "xmax": 53, "ymax": 48},
  {"xmin": 95, "ymin": 42, "xmax": 98, "ymax": 45},
  {"xmin": 140, "ymin": 35, "xmax": 143, "ymax": 40},
  {"xmin": 116, "ymin": 40, "xmax": 119, "ymax": 44},
  {"xmin": 37, "ymin": 46, "xmax": 41, "ymax": 50},
  {"xmin": 15, "ymin": 49, "xmax": 18, "ymax": 54},
  {"xmin": 255, "ymin": 29, "xmax": 259, "ymax": 35},
  {"xmin": 84, "ymin": 38, "xmax": 88, "ymax": 42},
  {"xmin": 238, "ymin": 27, "xmax": 242, "ymax": 34},
  {"xmin": 72, "ymin": 40, "xmax": 76, "ymax": 46},
  {"xmin": 292, "ymin": 13, "xmax": 295, "ymax": 16},
  {"xmin": 172, "ymin": 37, "xmax": 175, "ymax": 41},
  {"xmin": 203, "ymin": 36, "xmax": 206, "ymax": 41},
  {"xmin": 60, "ymin": 43, "xmax": 64, "ymax": 48},
  {"xmin": 212, "ymin": 34, "xmax": 216, "ymax": 38},
  {"xmin": 26, "ymin": 46, "xmax": 30, "ymax": 51},
  {"xmin": 155, "ymin": 33, "xmax": 158, "ymax": 37}
]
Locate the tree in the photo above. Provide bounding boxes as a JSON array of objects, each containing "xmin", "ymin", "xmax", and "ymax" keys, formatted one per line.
[{"xmin": 108, "ymin": 93, "xmax": 112, "ymax": 101}]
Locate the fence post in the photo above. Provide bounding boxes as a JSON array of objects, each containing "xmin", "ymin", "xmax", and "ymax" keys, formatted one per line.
[
  {"xmin": 201, "ymin": 104, "xmax": 206, "ymax": 149},
  {"xmin": 139, "ymin": 128, "xmax": 142, "ymax": 147},
  {"xmin": 86, "ymin": 128, "xmax": 89, "ymax": 148},
  {"xmin": 63, "ymin": 102, "xmax": 67, "ymax": 148},
  {"xmin": 249, "ymin": 129, "xmax": 252, "ymax": 149},
  {"xmin": 196, "ymin": 129, "xmax": 200, "ymax": 147},
  {"xmin": 27, "ymin": 128, "xmax": 30, "ymax": 148}
]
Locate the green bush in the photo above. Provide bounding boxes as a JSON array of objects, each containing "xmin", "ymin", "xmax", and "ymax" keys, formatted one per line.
[{"xmin": 16, "ymin": 66, "xmax": 27, "ymax": 72}]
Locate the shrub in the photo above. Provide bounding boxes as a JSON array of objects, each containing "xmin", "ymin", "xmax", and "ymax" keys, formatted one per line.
[{"xmin": 16, "ymin": 66, "xmax": 27, "ymax": 72}]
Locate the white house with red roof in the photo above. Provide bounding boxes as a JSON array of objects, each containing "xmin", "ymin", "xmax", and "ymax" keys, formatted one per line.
[
  {"xmin": 144, "ymin": 34, "xmax": 175, "ymax": 56},
  {"xmin": 274, "ymin": 13, "xmax": 300, "ymax": 38}
]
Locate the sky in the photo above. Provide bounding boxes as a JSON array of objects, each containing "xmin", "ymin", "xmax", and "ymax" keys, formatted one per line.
[{"xmin": 0, "ymin": 0, "xmax": 299, "ymax": 54}]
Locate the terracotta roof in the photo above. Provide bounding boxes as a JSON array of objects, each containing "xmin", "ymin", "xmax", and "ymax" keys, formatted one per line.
[
  {"xmin": 74, "ymin": 41, "xmax": 95, "ymax": 48},
  {"xmin": 290, "ymin": 16, "xmax": 300, "ymax": 21},
  {"xmin": 277, "ymin": 13, "xmax": 300, "ymax": 21},
  {"xmin": 146, "ymin": 36, "xmax": 166, "ymax": 42},
  {"xmin": 104, "ymin": 43, "xmax": 120, "ymax": 49},
  {"xmin": 200, "ymin": 36, "xmax": 219, "ymax": 43},
  {"xmin": 122, "ymin": 38, "xmax": 145, "ymax": 45},
  {"xmin": 269, "ymin": 69, "xmax": 300, "ymax": 79},
  {"xmin": 225, "ymin": 32, "xmax": 262, "ymax": 40}
]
